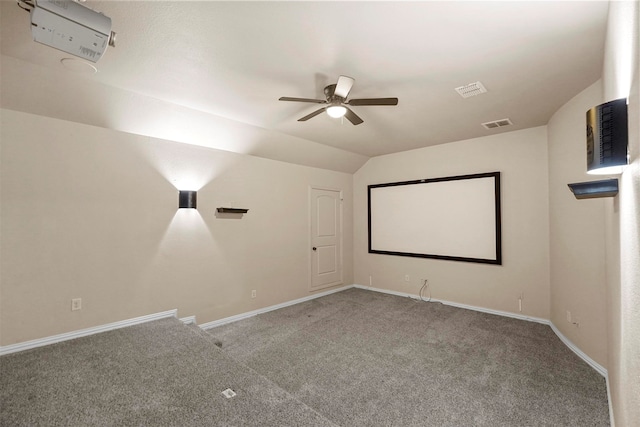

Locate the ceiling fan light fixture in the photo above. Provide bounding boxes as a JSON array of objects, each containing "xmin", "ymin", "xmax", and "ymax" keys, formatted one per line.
[
  {"xmin": 326, "ymin": 105, "xmax": 347, "ymax": 118},
  {"xmin": 279, "ymin": 76, "xmax": 397, "ymax": 125}
]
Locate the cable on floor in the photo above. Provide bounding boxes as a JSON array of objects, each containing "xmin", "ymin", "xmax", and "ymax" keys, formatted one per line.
[{"xmin": 419, "ymin": 279, "xmax": 431, "ymax": 302}]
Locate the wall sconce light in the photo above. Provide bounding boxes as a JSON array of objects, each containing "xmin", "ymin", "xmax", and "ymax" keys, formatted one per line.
[
  {"xmin": 586, "ymin": 98, "xmax": 629, "ymax": 175},
  {"xmin": 178, "ymin": 190, "xmax": 197, "ymax": 209}
]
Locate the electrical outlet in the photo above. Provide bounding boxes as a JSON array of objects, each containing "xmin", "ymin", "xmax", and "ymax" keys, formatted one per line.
[
  {"xmin": 251, "ymin": 290, "xmax": 256, "ymax": 299},
  {"xmin": 404, "ymin": 274, "xmax": 410, "ymax": 282},
  {"xmin": 566, "ymin": 310, "xmax": 571, "ymax": 323},
  {"xmin": 71, "ymin": 298, "xmax": 82, "ymax": 311}
]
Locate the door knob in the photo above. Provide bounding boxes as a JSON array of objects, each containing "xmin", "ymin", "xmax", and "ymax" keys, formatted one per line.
[{"xmin": 312, "ymin": 247, "xmax": 317, "ymax": 251}]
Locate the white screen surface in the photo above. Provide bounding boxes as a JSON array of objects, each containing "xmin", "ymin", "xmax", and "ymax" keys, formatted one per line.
[{"xmin": 368, "ymin": 173, "xmax": 501, "ymax": 264}]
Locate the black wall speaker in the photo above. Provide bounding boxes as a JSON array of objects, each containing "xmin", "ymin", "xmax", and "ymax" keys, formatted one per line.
[{"xmin": 586, "ymin": 98, "xmax": 628, "ymax": 174}]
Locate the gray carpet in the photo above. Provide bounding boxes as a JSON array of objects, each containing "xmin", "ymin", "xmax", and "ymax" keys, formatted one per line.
[
  {"xmin": 0, "ymin": 317, "xmax": 336, "ymax": 426},
  {"xmin": 208, "ymin": 288, "xmax": 610, "ymax": 426},
  {"xmin": 1, "ymin": 288, "xmax": 610, "ymax": 426}
]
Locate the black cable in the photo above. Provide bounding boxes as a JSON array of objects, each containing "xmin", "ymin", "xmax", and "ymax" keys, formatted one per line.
[{"xmin": 419, "ymin": 279, "xmax": 431, "ymax": 302}]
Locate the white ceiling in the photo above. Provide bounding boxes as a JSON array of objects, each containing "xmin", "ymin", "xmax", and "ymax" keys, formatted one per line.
[{"xmin": 0, "ymin": 1, "xmax": 609, "ymax": 172}]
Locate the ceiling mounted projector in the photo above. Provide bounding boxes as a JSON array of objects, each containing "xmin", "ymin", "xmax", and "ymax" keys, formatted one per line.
[{"xmin": 29, "ymin": 0, "xmax": 116, "ymax": 63}]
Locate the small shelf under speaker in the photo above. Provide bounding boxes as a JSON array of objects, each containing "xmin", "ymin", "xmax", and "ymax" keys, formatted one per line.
[
  {"xmin": 216, "ymin": 207, "xmax": 249, "ymax": 214},
  {"xmin": 568, "ymin": 179, "xmax": 618, "ymax": 199}
]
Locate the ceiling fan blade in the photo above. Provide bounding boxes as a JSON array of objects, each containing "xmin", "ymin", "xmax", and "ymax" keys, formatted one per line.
[
  {"xmin": 347, "ymin": 98, "xmax": 399, "ymax": 106},
  {"xmin": 344, "ymin": 107, "xmax": 364, "ymax": 125},
  {"xmin": 279, "ymin": 97, "xmax": 326, "ymax": 104},
  {"xmin": 334, "ymin": 75, "xmax": 355, "ymax": 99},
  {"xmin": 298, "ymin": 107, "xmax": 326, "ymax": 121}
]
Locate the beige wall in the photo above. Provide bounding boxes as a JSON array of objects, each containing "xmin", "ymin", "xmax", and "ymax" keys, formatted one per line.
[
  {"xmin": 547, "ymin": 1, "xmax": 640, "ymax": 422},
  {"xmin": 602, "ymin": 2, "xmax": 640, "ymax": 426},
  {"xmin": 353, "ymin": 127, "xmax": 550, "ymax": 320},
  {"xmin": 0, "ymin": 109, "xmax": 353, "ymax": 346},
  {"xmin": 547, "ymin": 81, "xmax": 608, "ymax": 368}
]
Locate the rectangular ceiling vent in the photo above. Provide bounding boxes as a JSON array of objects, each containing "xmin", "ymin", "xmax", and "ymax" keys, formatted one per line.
[
  {"xmin": 482, "ymin": 118, "xmax": 513, "ymax": 129},
  {"xmin": 455, "ymin": 81, "xmax": 487, "ymax": 98}
]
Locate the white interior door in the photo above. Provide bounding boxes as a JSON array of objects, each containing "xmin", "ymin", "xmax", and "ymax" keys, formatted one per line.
[{"xmin": 310, "ymin": 187, "xmax": 343, "ymax": 290}]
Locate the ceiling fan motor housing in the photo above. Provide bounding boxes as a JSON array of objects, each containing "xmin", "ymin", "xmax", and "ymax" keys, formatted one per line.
[{"xmin": 324, "ymin": 84, "xmax": 344, "ymax": 104}]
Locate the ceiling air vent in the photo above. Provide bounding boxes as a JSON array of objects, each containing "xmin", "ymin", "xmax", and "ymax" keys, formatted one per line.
[
  {"xmin": 455, "ymin": 81, "xmax": 487, "ymax": 98},
  {"xmin": 482, "ymin": 118, "xmax": 513, "ymax": 129}
]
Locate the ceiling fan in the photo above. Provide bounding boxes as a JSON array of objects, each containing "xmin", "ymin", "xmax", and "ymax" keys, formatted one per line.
[{"xmin": 279, "ymin": 76, "xmax": 398, "ymax": 125}]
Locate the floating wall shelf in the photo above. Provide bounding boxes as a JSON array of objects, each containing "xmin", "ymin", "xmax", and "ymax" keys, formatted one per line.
[
  {"xmin": 568, "ymin": 179, "xmax": 618, "ymax": 199},
  {"xmin": 217, "ymin": 207, "xmax": 249, "ymax": 214}
]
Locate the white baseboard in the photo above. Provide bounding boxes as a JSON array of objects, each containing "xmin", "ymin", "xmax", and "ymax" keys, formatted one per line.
[
  {"xmin": 0, "ymin": 285, "xmax": 352, "ymax": 355},
  {"xmin": 199, "ymin": 285, "xmax": 352, "ymax": 330},
  {"xmin": 548, "ymin": 322, "xmax": 611, "ymax": 423},
  {"xmin": 547, "ymin": 322, "xmax": 607, "ymax": 376},
  {"xmin": 179, "ymin": 316, "xmax": 197, "ymax": 325},
  {"xmin": 0, "ymin": 309, "xmax": 177, "ymax": 356},
  {"xmin": 353, "ymin": 284, "xmax": 549, "ymax": 324},
  {"xmin": 606, "ymin": 371, "xmax": 615, "ymax": 427}
]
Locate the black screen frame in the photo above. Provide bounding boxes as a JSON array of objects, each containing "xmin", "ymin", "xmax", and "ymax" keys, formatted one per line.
[{"xmin": 367, "ymin": 172, "xmax": 502, "ymax": 265}]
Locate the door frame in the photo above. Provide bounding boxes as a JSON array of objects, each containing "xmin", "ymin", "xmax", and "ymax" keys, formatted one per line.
[{"xmin": 308, "ymin": 185, "xmax": 344, "ymax": 292}]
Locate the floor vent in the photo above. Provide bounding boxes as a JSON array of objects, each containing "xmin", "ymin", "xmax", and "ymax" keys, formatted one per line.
[
  {"xmin": 482, "ymin": 118, "xmax": 513, "ymax": 129},
  {"xmin": 455, "ymin": 81, "xmax": 487, "ymax": 98},
  {"xmin": 221, "ymin": 388, "xmax": 237, "ymax": 398}
]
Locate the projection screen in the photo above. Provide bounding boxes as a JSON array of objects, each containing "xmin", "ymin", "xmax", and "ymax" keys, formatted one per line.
[{"xmin": 368, "ymin": 172, "xmax": 501, "ymax": 265}]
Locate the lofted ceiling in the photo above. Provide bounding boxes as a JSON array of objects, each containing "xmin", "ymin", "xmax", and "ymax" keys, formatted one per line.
[{"xmin": 0, "ymin": 1, "xmax": 609, "ymax": 172}]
